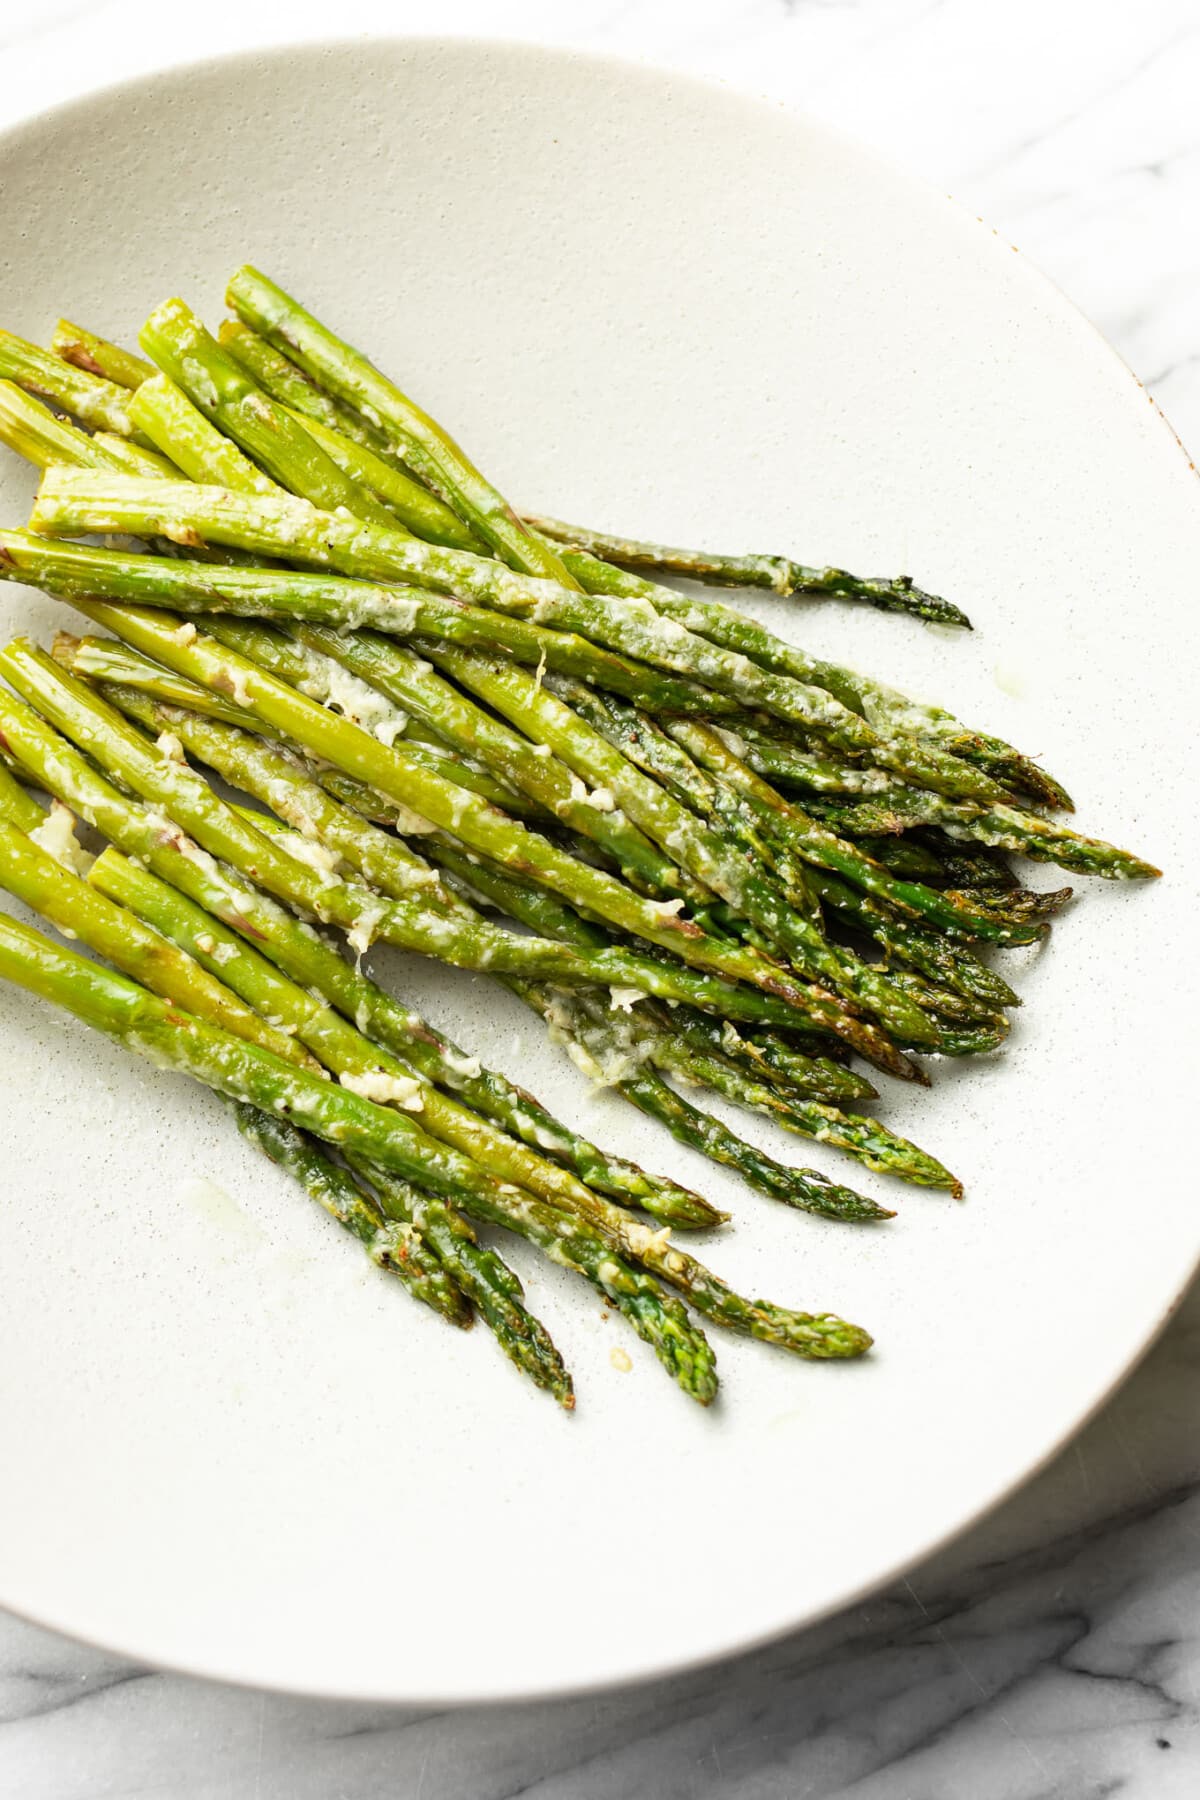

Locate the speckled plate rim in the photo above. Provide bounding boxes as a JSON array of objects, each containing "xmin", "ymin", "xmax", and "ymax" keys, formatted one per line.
[{"xmin": 0, "ymin": 34, "xmax": 1197, "ymax": 1706}]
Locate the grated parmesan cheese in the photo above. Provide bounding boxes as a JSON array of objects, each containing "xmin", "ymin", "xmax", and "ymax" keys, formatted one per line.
[{"xmin": 339, "ymin": 1068, "xmax": 424, "ymax": 1110}]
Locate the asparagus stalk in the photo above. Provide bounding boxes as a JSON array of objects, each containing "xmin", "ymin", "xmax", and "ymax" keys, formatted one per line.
[
  {"xmin": 0, "ymin": 758, "xmax": 47, "ymax": 834},
  {"xmin": 420, "ymin": 839, "xmax": 894, "ymax": 1221},
  {"xmin": 346, "ymin": 801, "xmax": 887, "ymax": 1217},
  {"xmin": 86, "ymin": 741, "xmax": 718, "ymax": 1237},
  {"xmin": 805, "ymin": 865, "xmax": 1021, "ymax": 1012},
  {"xmin": 423, "ymin": 832, "xmax": 872, "ymax": 1105},
  {"xmin": 523, "ymin": 668, "xmax": 941, "ymax": 1045},
  {"xmin": 20, "ymin": 605, "xmax": 919, "ymax": 1054},
  {"xmin": 943, "ymin": 884, "xmax": 1073, "ymax": 922},
  {"xmin": 29, "ymin": 666, "xmax": 717, "ymax": 1246},
  {"xmin": 0, "ymin": 907, "xmax": 720, "ymax": 1401},
  {"xmin": 273, "ymin": 625, "xmax": 708, "ymax": 905},
  {"xmin": 223, "ymin": 266, "xmax": 1067, "ymax": 807},
  {"xmin": 597, "ymin": 1009, "xmax": 963, "ymax": 1194},
  {"xmin": 0, "ymin": 680, "xmax": 866, "ymax": 1266},
  {"xmin": 652, "ymin": 1006, "xmax": 876, "ymax": 1105},
  {"xmin": 232, "ymin": 1107, "xmax": 474, "ymax": 1329},
  {"xmin": 0, "ymin": 812, "xmax": 314, "ymax": 1066},
  {"xmin": 806, "ymin": 791, "xmax": 1159, "ymax": 882},
  {"xmin": 713, "ymin": 726, "xmax": 908, "ymax": 797},
  {"xmin": 0, "ymin": 810, "xmax": 471, "ymax": 1325},
  {"xmin": 853, "ymin": 834, "xmax": 947, "ymax": 883},
  {"xmin": 217, "ymin": 319, "xmax": 484, "ymax": 551},
  {"xmin": 664, "ymin": 718, "xmax": 1044, "ymax": 947},
  {"xmin": 140, "ymin": 299, "xmax": 403, "ymax": 528},
  {"xmin": 0, "ymin": 326, "xmax": 142, "ymax": 437},
  {"xmin": 265, "ymin": 621, "xmax": 728, "ymax": 904},
  {"xmin": 50, "ymin": 321, "xmax": 153, "ymax": 389},
  {"xmin": 90, "ymin": 837, "xmax": 864, "ymax": 1350},
  {"xmin": 226, "ymin": 265, "xmax": 579, "ymax": 584},
  {"xmin": 62, "ymin": 633, "xmax": 261, "ymax": 726},
  {"xmin": 0, "ymin": 381, "xmax": 141, "ymax": 475},
  {"xmin": 246, "ymin": 808, "xmax": 915, "ymax": 1206},
  {"xmin": 524, "ymin": 514, "xmax": 972, "ymax": 628},
  {"xmin": 531, "ymin": 986, "xmax": 892, "ymax": 1226},
  {"xmin": 555, "ymin": 548, "xmax": 1074, "ymax": 812},
  {"xmin": 26, "ymin": 468, "xmax": 1020, "ymax": 799},
  {"xmin": 6, "ymin": 631, "xmax": 862, "ymax": 1036},
  {"xmin": 127, "ymin": 373, "xmax": 280, "ymax": 496},
  {"xmin": 216, "ymin": 319, "xmax": 396, "ymax": 453},
  {"xmin": 0, "ymin": 529, "xmax": 733, "ymax": 717},
  {"xmin": 3, "ymin": 673, "xmax": 890, "ymax": 1280},
  {"xmin": 87, "ymin": 434, "xmax": 181, "ymax": 480},
  {"xmin": 336, "ymin": 1153, "xmax": 575, "ymax": 1403}
]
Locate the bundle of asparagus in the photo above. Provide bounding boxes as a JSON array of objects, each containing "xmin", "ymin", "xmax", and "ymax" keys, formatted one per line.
[{"xmin": 0, "ymin": 273, "xmax": 1159, "ymax": 1409}]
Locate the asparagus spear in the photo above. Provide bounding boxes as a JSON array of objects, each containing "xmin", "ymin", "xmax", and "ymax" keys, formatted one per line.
[
  {"xmin": 61, "ymin": 633, "xmax": 261, "ymax": 727},
  {"xmin": 20, "ymin": 606, "xmax": 919, "ymax": 1055},
  {"xmin": 87, "ymin": 433, "xmax": 181, "ymax": 480},
  {"xmin": 50, "ymin": 321, "xmax": 153, "ymax": 389},
  {"xmin": 806, "ymin": 790, "xmax": 1159, "ymax": 882},
  {"xmin": 222, "ymin": 319, "xmax": 954, "ymax": 629},
  {"xmin": 712, "ymin": 726, "xmax": 908, "ymax": 797},
  {"xmin": 226, "ymin": 265, "xmax": 579, "ymax": 584},
  {"xmin": 334, "ymin": 1152, "xmax": 574, "ymax": 1404},
  {"xmin": 0, "ymin": 758, "xmax": 47, "ymax": 835},
  {"xmin": 25, "ymin": 468, "xmax": 1020, "ymax": 800},
  {"xmin": 339, "ymin": 797, "xmax": 885, "ymax": 1216},
  {"xmin": 420, "ymin": 834, "xmax": 873, "ymax": 1105},
  {"xmin": 0, "ymin": 678, "xmax": 871, "ymax": 1261},
  {"xmin": 216, "ymin": 319, "xmax": 397, "ymax": 452},
  {"xmin": 88, "ymin": 760, "xmax": 718, "ymax": 1237},
  {"xmin": 648, "ymin": 1005, "xmax": 876, "ymax": 1105},
  {"xmin": 127, "ymin": 373, "xmax": 280, "ymax": 496},
  {"xmin": 0, "ymin": 529, "xmax": 733, "ymax": 718},
  {"xmin": 90, "ymin": 835, "xmax": 864, "ymax": 1348},
  {"xmin": 0, "ymin": 326, "xmax": 142, "ymax": 437},
  {"xmin": 943, "ymin": 884, "xmax": 1073, "ymax": 922},
  {"xmin": 245, "ymin": 619, "xmax": 731, "ymax": 908},
  {"xmin": 0, "ymin": 907, "xmax": 719, "ymax": 1400},
  {"xmin": 271, "ymin": 627, "xmax": 707, "ymax": 905},
  {"xmin": 592, "ymin": 1006, "xmax": 963, "ymax": 1194},
  {"xmin": 0, "ymin": 809, "xmax": 471, "ymax": 1325},
  {"xmin": 92, "ymin": 622, "xmax": 536, "ymax": 820},
  {"xmin": 530, "ymin": 986, "xmax": 892, "ymax": 1226},
  {"xmin": 518, "ymin": 666, "xmax": 940, "ymax": 1045},
  {"xmin": 23, "ymin": 657, "xmax": 720, "ymax": 1241},
  {"xmin": 664, "ymin": 718, "xmax": 1043, "ymax": 947},
  {"xmin": 494, "ymin": 912, "xmax": 950, "ymax": 1191},
  {"xmin": 419, "ymin": 839, "xmax": 894, "ymax": 1221},
  {"xmin": 555, "ymin": 548, "xmax": 1074, "ymax": 812},
  {"xmin": 7, "ymin": 631, "xmax": 863, "ymax": 1036},
  {"xmin": 804, "ymin": 865, "xmax": 1021, "ymax": 1012},
  {"xmin": 0, "ymin": 382, "xmax": 143, "ymax": 475},
  {"xmin": 223, "ymin": 266, "xmax": 1067, "ymax": 807},
  {"xmin": 246, "ymin": 808, "xmax": 918, "ymax": 1202},
  {"xmin": 0, "ymin": 811, "xmax": 314, "ymax": 1066},
  {"xmin": 141, "ymin": 299, "xmax": 407, "ymax": 531},
  {"xmin": 853, "ymin": 834, "xmax": 947, "ymax": 883},
  {"xmin": 231, "ymin": 1107, "xmax": 475, "ymax": 1330},
  {"xmin": 218, "ymin": 319, "xmax": 484, "ymax": 552},
  {"xmin": 524, "ymin": 514, "xmax": 972, "ymax": 629}
]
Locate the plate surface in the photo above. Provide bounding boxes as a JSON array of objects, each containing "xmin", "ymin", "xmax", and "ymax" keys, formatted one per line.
[{"xmin": 0, "ymin": 37, "xmax": 1197, "ymax": 1704}]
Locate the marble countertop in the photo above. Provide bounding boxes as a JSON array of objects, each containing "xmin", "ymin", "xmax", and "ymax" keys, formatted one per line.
[{"xmin": 1, "ymin": 2, "xmax": 1196, "ymax": 1794}]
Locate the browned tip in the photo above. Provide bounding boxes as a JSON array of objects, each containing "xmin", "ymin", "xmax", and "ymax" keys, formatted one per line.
[{"xmin": 60, "ymin": 344, "xmax": 105, "ymax": 378}]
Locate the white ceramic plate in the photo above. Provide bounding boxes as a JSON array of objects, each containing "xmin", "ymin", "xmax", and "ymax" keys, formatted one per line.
[{"xmin": 0, "ymin": 37, "xmax": 1197, "ymax": 1704}]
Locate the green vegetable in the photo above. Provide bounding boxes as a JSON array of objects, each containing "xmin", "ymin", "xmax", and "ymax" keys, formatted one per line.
[{"xmin": 525, "ymin": 513, "xmax": 972, "ymax": 628}]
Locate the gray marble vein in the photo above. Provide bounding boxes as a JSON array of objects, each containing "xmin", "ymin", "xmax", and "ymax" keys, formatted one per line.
[{"xmin": 0, "ymin": 2, "xmax": 1196, "ymax": 1795}]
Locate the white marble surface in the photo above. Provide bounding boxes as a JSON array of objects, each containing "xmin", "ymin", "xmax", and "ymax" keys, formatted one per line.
[{"xmin": 0, "ymin": 1, "xmax": 1196, "ymax": 1793}]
